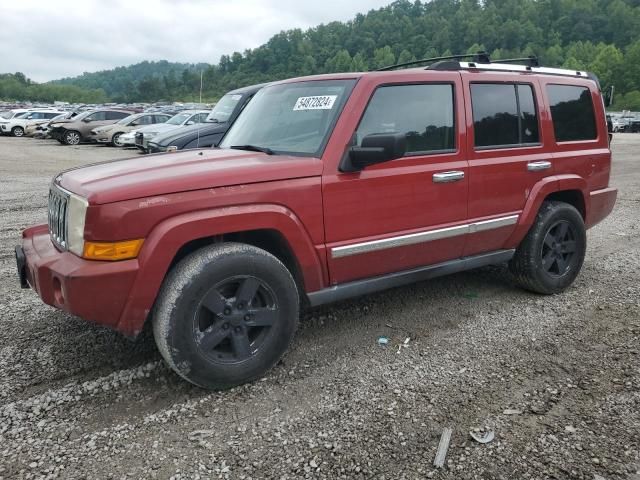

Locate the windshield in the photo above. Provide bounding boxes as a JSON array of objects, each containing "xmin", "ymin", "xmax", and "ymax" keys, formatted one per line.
[
  {"xmin": 1, "ymin": 111, "xmax": 16, "ymax": 119},
  {"xmin": 207, "ymin": 93, "xmax": 243, "ymax": 123},
  {"xmin": 219, "ymin": 80, "xmax": 355, "ymax": 156},
  {"xmin": 118, "ymin": 114, "xmax": 138, "ymax": 125},
  {"xmin": 166, "ymin": 112, "xmax": 191, "ymax": 125},
  {"xmin": 71, "ymin": 111, "xmax": 90, "ymax": 121}
]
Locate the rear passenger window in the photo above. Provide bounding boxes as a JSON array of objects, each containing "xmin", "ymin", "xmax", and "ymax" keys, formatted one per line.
[
  {"xmin": 106, "ymin": 111, "xmax": 129, "ymax": 120},
  {"xmin": 356, "ymin": 84, "xmax": 455, "ymax": 155},
  {"xmin": 546, "ymin": 85, "xmax": 597, "ymax": 142},
  {"xmin": 471, "ymin": 83, "xmax": 540, "ymax": 148}
]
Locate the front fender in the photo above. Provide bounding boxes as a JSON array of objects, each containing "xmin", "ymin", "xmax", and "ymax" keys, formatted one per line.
[
  {"xmin": 505, "ymin": 175, "xmax": 588, "ymax": 248},
  {"xmin": 116, "ymin": 204, "xmax": 325, "ymax": 335}
]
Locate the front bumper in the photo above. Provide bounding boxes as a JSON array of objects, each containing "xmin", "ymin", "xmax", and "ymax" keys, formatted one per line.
[
  {"xmin": 18, "ymin": 224, "xmax": 139, "ymax": 335},
  {"xmin": 89, "ymin": 131, "xmax": 111, "ymax": 143},
  {"xmin": 0, "ymin": 123, "xmax": 10, "ymax": 133}
]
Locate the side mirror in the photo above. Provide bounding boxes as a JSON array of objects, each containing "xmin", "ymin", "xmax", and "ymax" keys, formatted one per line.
[
  {"xmin": 186, "ymin": 120, "xmax": 195, "ymax": 126},
  {"xmin": 82, "ymin": 117, "xmax": 91, "ymax": 122},
  {"xmin": 342, "ymin": 133, "xmax": 406, "ymax": 172}
]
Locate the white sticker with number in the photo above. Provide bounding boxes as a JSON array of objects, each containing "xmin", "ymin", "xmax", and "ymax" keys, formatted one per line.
[{"xmin": 293, "ymin": 95, "xmax": 337, "ymax": 111}]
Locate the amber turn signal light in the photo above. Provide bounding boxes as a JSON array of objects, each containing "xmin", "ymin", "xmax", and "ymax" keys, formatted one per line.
[{"xmin": 82, "ymin": 239, "xmax": 144, "ymax": 261}]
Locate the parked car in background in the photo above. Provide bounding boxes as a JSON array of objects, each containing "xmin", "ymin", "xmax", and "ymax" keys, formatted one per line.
[
  {"xmin": 89, "ymin": 112, "xmax": 172, "ymax": 146},
  {"xmin": 24, "ymin": 112, "xmax": 70, "ymax": 137},
  {"xmin": 0, "ymin": 109, "xmax": 64, "ymax": 137},
  {"xmin": 121, "ymin": 110, "xmax": 209, "ymax": 152},
  {"xmin": 49, "ymin": 109, "xmax": 134, "ymax": 145},
  {"xmin": 147, "ymin": 84, "xmax": 265, "ymax": 153},
  {"xmin": 28, "ymin": 112, "xmax": 78, "ymax": 138}
]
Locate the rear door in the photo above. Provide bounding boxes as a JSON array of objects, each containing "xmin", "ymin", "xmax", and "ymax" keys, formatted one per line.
[
  {"xmin": 322, "ymin": 76, "xmax": 469, "ymax": 284},
  {"xmin": 462, "ymin": 75, "xmax": 552, "ymax": 257}
]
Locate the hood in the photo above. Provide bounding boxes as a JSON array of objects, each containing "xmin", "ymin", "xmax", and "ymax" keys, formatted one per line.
[
  {"xmin": 135, "ymin": 123, "xmax": 177, "ymax": 134},
  {"xmin": 152, "ymin": 122, "xmax": 227, "ymax": 146},
  {"xmin": 58, "ymin": 148, "xmax": 323, "ymax": 205}
]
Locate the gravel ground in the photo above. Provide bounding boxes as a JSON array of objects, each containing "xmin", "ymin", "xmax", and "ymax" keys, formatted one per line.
[{"xmin": 0, "ymin": 136, "xmax": 638, "ymax": 480}]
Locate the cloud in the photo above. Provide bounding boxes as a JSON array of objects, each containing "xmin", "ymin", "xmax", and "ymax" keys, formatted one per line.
[{"xmin": 0, "ymin": 0, "xmax": 391, "ymax": 82}]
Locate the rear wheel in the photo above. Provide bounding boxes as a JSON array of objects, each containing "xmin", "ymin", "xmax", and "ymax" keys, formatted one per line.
[
  {"xmin": 63, "ymin": 130, "xmax": 81, "ymax": 145},
  {"xmin": 153, "ymin": 243, "xmax": 299, "ymax": 390},
  {"xmin": 510, "ymin": 201, "xmax": 586, "ymax": 294},
  {"xmin": 11, "ymin": 126, "xmax": 24, "ymax": 137}
]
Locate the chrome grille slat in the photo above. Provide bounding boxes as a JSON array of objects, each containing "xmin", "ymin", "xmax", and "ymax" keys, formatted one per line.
[{"xmin": 48, "ymin": 185, "xmax": 69, "ymax": 249}]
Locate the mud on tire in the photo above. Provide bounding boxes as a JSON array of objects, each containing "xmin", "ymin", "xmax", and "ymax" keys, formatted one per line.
[
  {"xmin": 152, "ymin": 242, "xmax": 299, "ymax": 390},
  {"xmin": 510, "ymin": 201, "xmax": 587, "ymax": 294}
]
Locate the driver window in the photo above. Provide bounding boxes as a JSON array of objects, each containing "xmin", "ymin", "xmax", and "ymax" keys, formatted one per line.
[{"xmin": 356, "ymin": 84, "xmax": 455, "ymax": 155}]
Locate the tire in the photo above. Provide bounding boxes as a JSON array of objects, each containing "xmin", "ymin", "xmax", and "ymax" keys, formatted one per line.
[
  {"xmin": 11, "ymin": 126, "xmax": 24, "ymax": 137},
  {"xmin": 153, "ymin": 242, "xmax": 299, "ymax": 390},
  {"xmin": 111, "ymin": 132, "xmax": 124, "ymax": 147},
  {"xmin": 509, "ymin": 201, "xmax": 586, "ymax": 294},
  {"xmin": 63, "ymin": 130, "xmax": 81, "ymax": 145}
]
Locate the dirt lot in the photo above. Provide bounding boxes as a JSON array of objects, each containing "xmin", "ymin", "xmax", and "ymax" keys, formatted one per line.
[{"xmin": 0, "ymin": 136, "xmax": 638, "ymax": 480}]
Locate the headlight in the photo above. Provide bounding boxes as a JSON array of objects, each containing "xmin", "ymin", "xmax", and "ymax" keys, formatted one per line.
[{"xmin": 66, "ymin": 193, "xmax": 88, "ymax": 256}]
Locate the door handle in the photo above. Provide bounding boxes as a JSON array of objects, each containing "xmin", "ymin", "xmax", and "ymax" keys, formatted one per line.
[
  {"xmin": 433, "ymin": 171, "xmax": 465, "ymax": 183},
  {"xmin": 527, "ymin": 161, "xmax": 552, "ymax": 172}
]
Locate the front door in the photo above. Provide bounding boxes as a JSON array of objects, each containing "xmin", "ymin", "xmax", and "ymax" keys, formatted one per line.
[{"xmin": 322, "ymin": 79, "xmax": 469, "ymax": 285}]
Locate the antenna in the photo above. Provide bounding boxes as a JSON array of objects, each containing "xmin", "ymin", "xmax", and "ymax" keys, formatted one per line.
[{"xmin": 197, "ymin": 70, "xmax": 203, "ymax": 148}]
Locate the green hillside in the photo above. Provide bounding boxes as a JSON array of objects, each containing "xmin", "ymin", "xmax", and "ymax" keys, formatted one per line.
[{"xmin": 3, "ymin": 0, "xmax": 640, "ymax": 108}]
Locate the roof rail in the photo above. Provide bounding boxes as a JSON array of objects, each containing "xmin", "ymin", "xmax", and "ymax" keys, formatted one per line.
[
  {"xmin": 451, "ymin": 61, "xmax": 592, "ymax": 81},
  {"xmin": 378, "ymin": 51, "xmax": 596, "ymax": 83},
  {"xmin": 377, "ymin": 51, "xmax": 490, "ymax": 71}
]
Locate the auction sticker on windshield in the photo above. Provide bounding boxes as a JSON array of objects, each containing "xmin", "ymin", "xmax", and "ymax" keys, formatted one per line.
[{"xmin": 293, "ymin": 95, "xmax": 337, "ymax": 111}]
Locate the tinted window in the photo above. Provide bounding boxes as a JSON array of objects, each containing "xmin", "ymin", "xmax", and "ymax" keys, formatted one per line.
[
  {"xmin": 132, "ymin": 115, "xmax": 154, "ymax": 126},
  {"xmin": 28, "ymin": 112, "xmax": 45, "ymax": 119},
  {"xmin": 518, "ymin": 85, "xmax": 539, "ymax": 144},
  {"xmin": 547, "ymin": 85, "xmax": 597, "ymax": 142},
  {"xmin": 356, "ymin": 84, "xmax": 455, "ymax": 154},
  {"xmin": 471, "ymin": 84, "xmax": 540, "ymax": 147},
  {"xmin": 86, "ymin": 111, "xmax": 107, "ymax": 121},
  {"xmin": 44, "ymin": 112, "xmax": 61, "ymax": 119},
  {"xmin": 106, "ymin": 111, "xmax": 129, "ymax": 120},
  {"xmin": 154, "ymin": 115, "xmax": 170, "ymax": 123}
]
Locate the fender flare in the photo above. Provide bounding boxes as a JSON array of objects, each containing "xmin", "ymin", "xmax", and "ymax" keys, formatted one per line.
[
  {"xmin": 505, "ymin": 174, "xmax": 588, "ymax": 248},
  {"xmin": 116, "ymin": 204, "xmax": 326, "ymax": 335}
]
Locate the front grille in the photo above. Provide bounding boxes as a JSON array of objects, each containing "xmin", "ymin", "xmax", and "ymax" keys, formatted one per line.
[{"xmin": 48, "ymin": 185, "xmax": 69, "ymax": 249}]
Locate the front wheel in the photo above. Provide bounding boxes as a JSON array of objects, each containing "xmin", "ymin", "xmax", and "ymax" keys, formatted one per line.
[
  {"xmin": 510, "ymin": 201, "xmax": 586, "ymax": 294},
  {"xmin": 111, "ymin": 132, "xmax": 124, "ymax": 147},
  {"xmin": 11, "ymin": 126, "xmax": 24, "ymax": 137},
  {"xmin": 63, "ymin": 130, "xmax": 81, "ymax": 145},
  {"xmin": 152, "ymin": 243, "xmax": 299, "ymax": 390}
]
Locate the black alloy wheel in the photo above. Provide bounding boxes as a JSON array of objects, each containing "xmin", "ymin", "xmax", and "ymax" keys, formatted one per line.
[
  {"xmin": 194, "ymin": 275, "xmax": 278, "ymax": 364},
  {"xmin": 540, "ymin": 220, "xmax": 578, "ymax": 277}
]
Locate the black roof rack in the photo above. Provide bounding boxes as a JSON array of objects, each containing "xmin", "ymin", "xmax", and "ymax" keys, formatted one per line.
[
  {"xmin": 377, "ymin": 51, "xmax": 595, "ymax": 82},
  {"xmin": 377, "ymin": 51, "xmax": 490, "ymax": 71}
]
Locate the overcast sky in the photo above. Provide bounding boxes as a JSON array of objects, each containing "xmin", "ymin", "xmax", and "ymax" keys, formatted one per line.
[{"xmin": 0, "ymin": 0, "xmax": 391, "ymax": 82}]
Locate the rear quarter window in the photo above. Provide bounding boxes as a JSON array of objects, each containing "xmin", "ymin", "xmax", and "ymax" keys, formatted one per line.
[{"xmin": 546, "ymin": 85, "xmax": 597, "ymax": 142}]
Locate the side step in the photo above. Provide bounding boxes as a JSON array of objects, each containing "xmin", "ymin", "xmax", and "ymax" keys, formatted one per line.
[{"xmin": 307, "ymin": 249, "xmax": 515, "ymax": 307}]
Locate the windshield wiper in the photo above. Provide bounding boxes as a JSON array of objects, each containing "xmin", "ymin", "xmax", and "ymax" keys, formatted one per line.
[{"xmin": 230, "ymin": 144, "xmax": 274, "ymax": 155}]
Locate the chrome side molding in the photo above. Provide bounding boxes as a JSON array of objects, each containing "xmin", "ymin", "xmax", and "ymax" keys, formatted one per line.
[{"xmin": 331, "ymin": 214, "xmax": 519, "ymax": 259}]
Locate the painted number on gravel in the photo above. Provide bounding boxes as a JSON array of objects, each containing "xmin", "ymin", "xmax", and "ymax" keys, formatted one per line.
[{"xmin": 293, "ymin": 95, "xmax": 337, "ymax": 111}]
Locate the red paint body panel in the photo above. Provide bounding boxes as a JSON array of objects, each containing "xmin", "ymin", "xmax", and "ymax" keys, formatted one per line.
[
  {"xmin": 59, "ymin": 149, "xmax": 323, "ymax": 205},
  {"xmin": 20, "ymin": 67, "xmax": 617, "ymax": 336}
]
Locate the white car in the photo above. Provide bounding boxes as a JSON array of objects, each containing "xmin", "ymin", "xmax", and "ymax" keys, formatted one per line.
[
  {"xmin": 0, "ymin": 109, "xmax": 64, "ymax": 137},
  {"xmin": 126, "ymin": 110, "xmax": 210, "ymax": 152}
]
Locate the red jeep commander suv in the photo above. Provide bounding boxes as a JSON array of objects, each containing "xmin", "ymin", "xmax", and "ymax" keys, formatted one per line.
[{"xmin": 16, "ymin": 54, "xmax": 617, "ymax": 389}]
